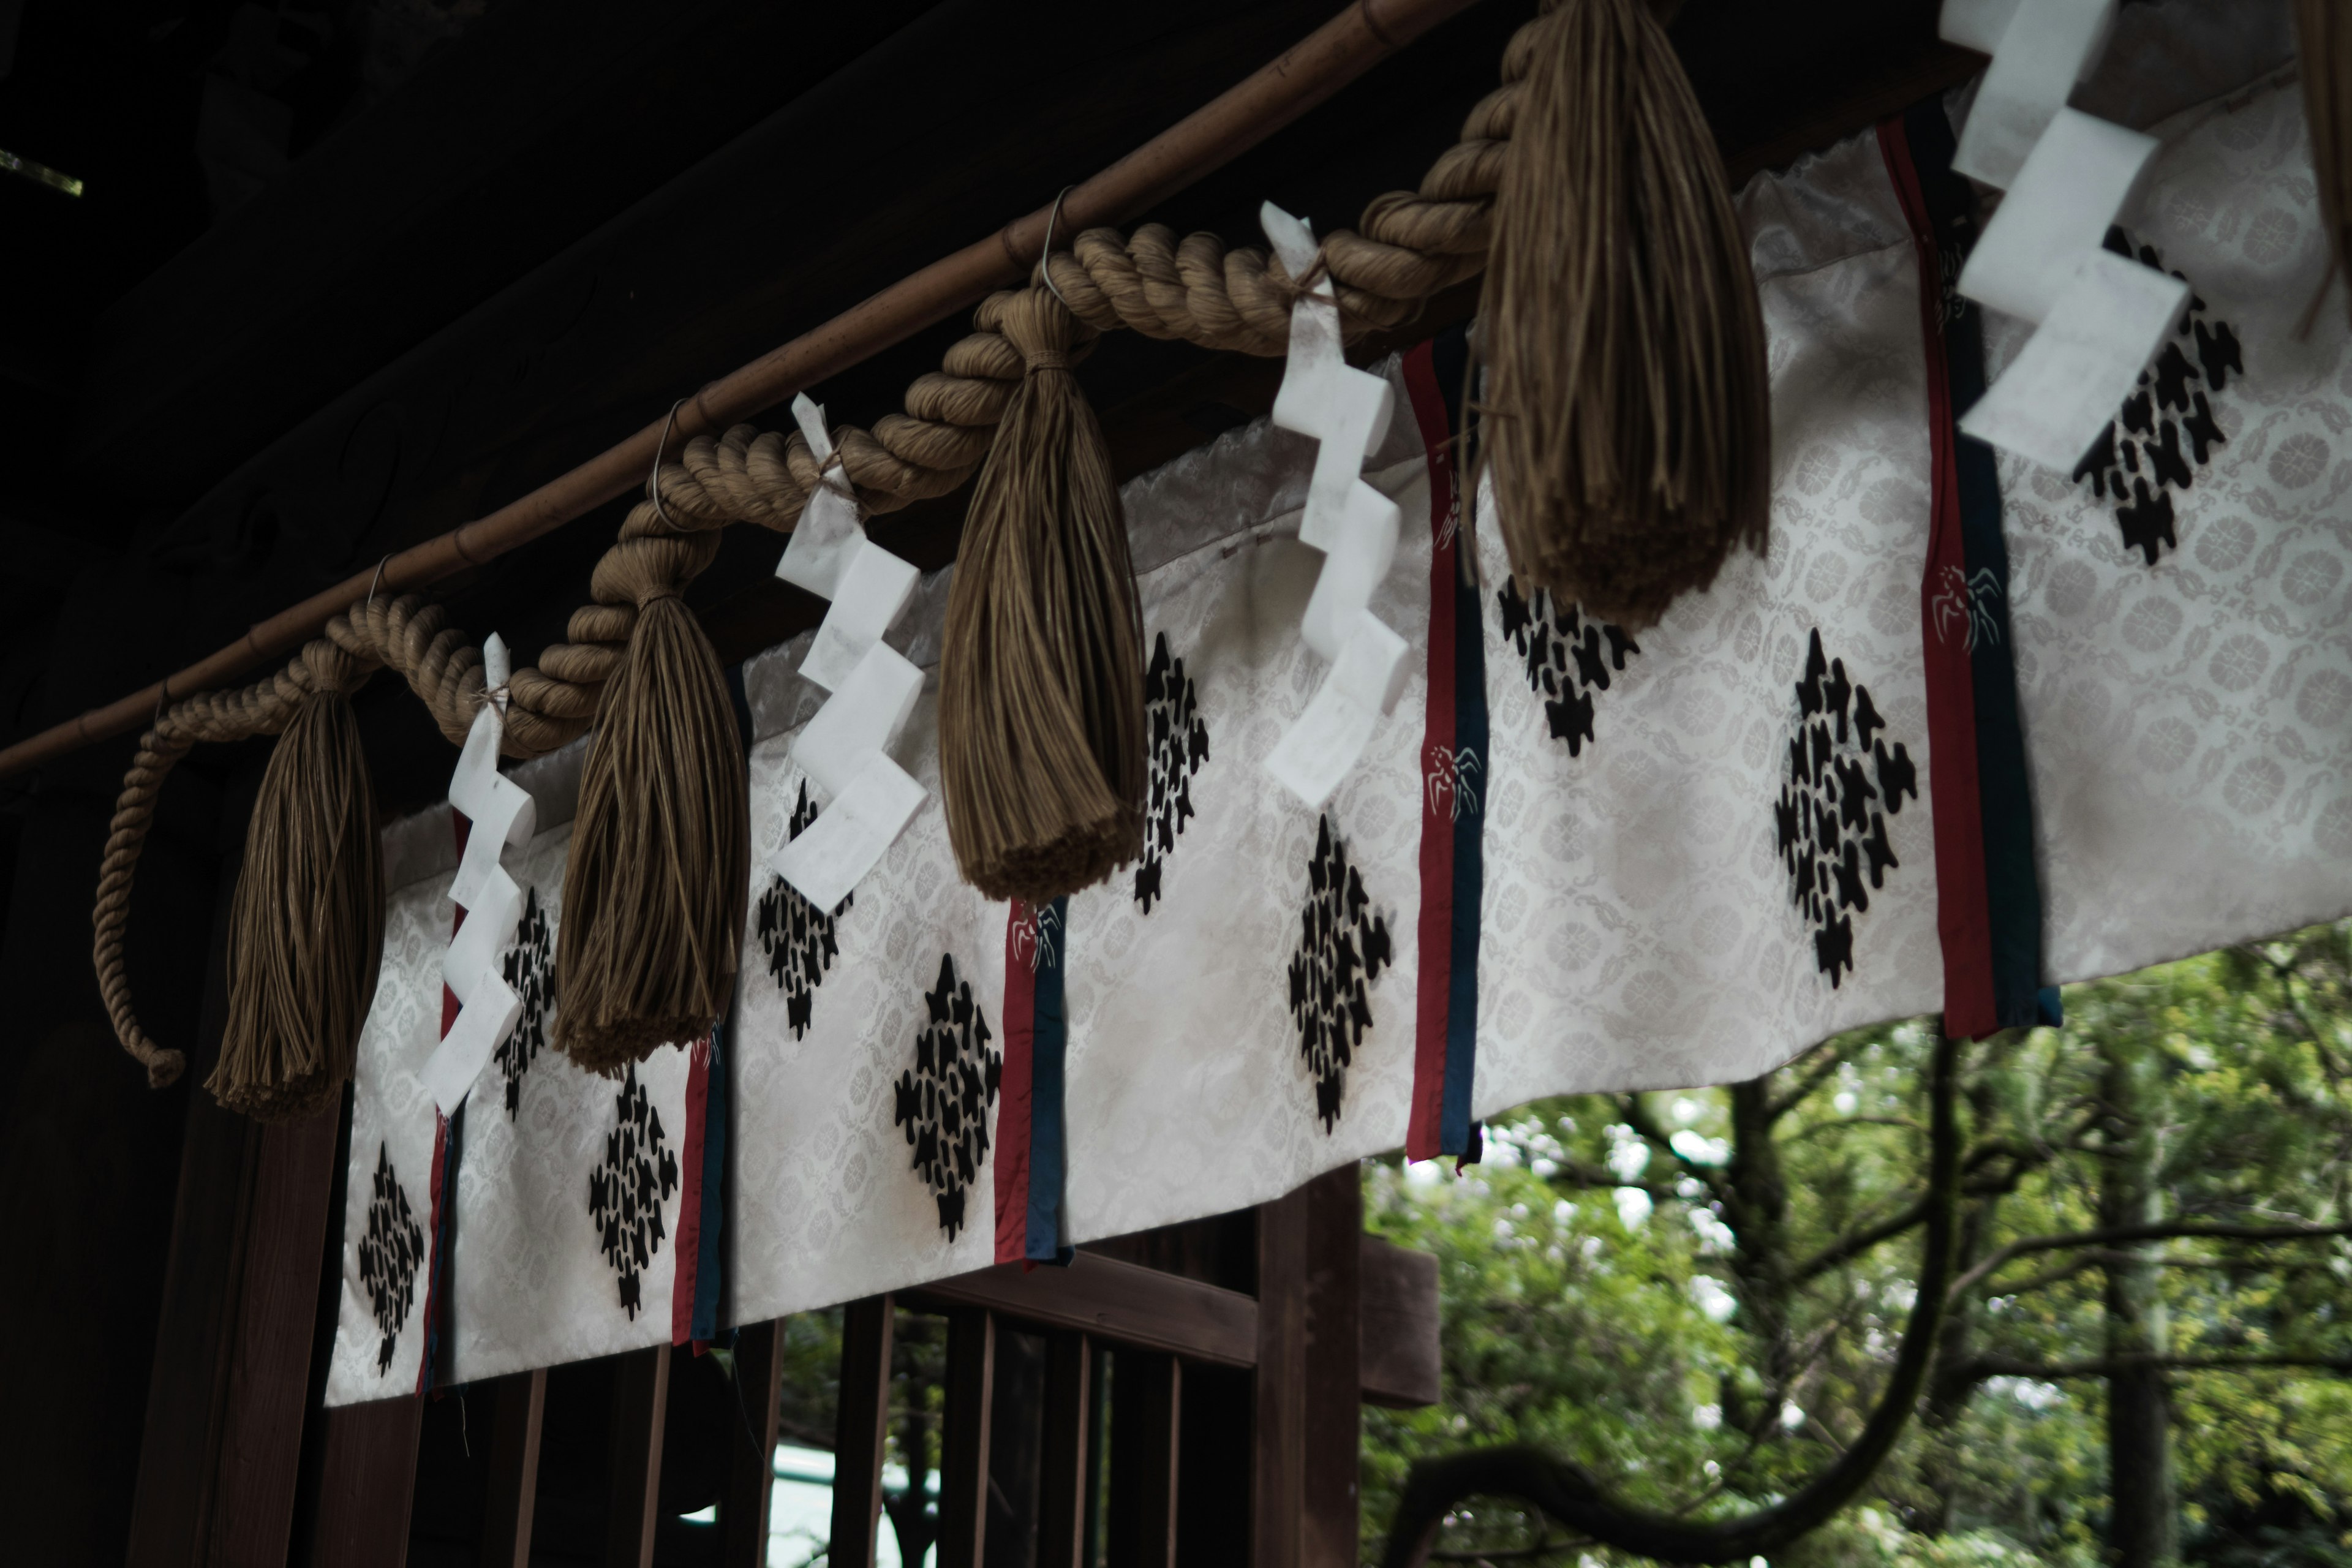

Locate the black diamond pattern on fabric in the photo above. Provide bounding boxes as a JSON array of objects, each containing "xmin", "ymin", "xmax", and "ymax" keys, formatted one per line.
[
  {"xmin": 757, "ymin": 781, "xmax": 850, "ymax": 1038},
  {"xmin": 587, "ymin": 1066, "xmax": 679, "ymax": 1320},
  {"xmin": 1496, "ymin": 581, "xmax": 1639, "ymax": 755},
  {"xmin": 495, "ymin": 888, "xmax": 552, "ymax": 1118},
  {"xmin": 892, "ymin": 954, "xmax": 1001, "ymax": 1240},
  {"xmin": 1286, "ymin": 816, "xmax": 1393, "ymax": 1133},
  {"xmin": 358, "ymin": 1143, "xmax": 426, "ymax": 1376},
  {"xmin": 1775, "ymin": 630, "xmax": 1917, "ymax": 989},
  {"xmin": 1135, "ymin": 633, "xmax": 1210, "ymax": 913},
  {"xmin": 2069, "ymin": 229, "xmax": 2242, "ymax": 566}
]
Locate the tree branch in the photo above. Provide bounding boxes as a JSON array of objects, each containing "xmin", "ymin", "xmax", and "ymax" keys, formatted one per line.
[
  {"xmin": 1790, "ymin": 1150, "xmax": 2039, "ymax": 1284},
  {"xmin": 1618, "ymin": 1092, "xmax": 1725, "ymax": 1193},
  {"xmin": 1950, "ymin": 1219, "xmax": 2352, "ymax": 1303},
  {"xmin": 1767, "ymin": 1039, "xmax": 1850, "ymax": 1123},
  {"xmin": 1381, "ymin": 1034, "xmax": 1967, "ymax": 1568},
  {"xmin": 1951, "ymin": 1351, "xmax": 2352, "ymax": 1382}
]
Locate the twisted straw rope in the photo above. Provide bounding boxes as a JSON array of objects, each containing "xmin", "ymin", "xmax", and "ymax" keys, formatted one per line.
[{"xmin": 96, "ymin": 9, "xmax": 1537, "ymax": 1085}]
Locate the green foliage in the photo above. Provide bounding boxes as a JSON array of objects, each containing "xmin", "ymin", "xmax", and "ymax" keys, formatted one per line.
[{"xmin": 1363, "ymin": 924, "xmax": 2352, "ymax": 1564}]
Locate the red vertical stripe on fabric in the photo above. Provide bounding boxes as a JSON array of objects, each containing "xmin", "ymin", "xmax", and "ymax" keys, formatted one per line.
[
  {"xmin": 1403, "ymin": 343, "xmax": 1458, "ymax": 1164},
  {"xmin": 1877, "ymin": 120, "xmax": 1997, "ymax": 1038},
  {"xmin": 994, "ymin": 903, "xmax": 1036, "ymax": 1265},
  {"xmin": 672, "ymin": 1033, "xmax": 709, "ymax": 1345},
  {"xmin": 417, "ymin": 1114, "xmax": 447, "ymax": 1396}
]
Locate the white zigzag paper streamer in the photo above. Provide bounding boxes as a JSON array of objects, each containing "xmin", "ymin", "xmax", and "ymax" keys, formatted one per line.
[
  {"xmin": 1945, "ymin": 0, "xmax": 2188, "ymax": 471},
  {"xmin": 769, "ymin": 394, "xmax": 927, "ymax": 913},
  {"xmin": 1258, "ymin": 202, "xmax": 1411, "ymax": 809},
  {"xmin": 420, "ymin": 634, "xmax": 535, "ymax": 1116}
]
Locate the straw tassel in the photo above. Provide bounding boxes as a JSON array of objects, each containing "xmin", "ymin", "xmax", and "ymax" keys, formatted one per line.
[
  {"xmin": 1477, "ymin": 0, "xmax": 1770, "ymax": 631},
  {"xmin": 554, "ymin": 522, "xmax": 748, "ymax": 1074},
  {"xmin": 940, "ymin": 287, "xmax": 1146, "ymax": 904},
  {"xmin": 210, "ymin": 649, "xmax": 383, "ymax": 1121}
]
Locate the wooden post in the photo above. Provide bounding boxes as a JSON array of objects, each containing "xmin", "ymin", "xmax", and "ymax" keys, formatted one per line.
[
  {"xmin": 829, "ymin": 1296, "xmax": 895, "ymax": 1568},
  {"xmin": 302, "ymin": 1396, "xmax": 424, "ymax": 1568},
  {"xmin": 1106, "ymin": 1351, "xmax": 1182, "ymax": 1566},
  {"xmin": 937, "ymin": 1308, "xmax": 997, "ymax": 1567},
  {"xmin": 1036, "ymin": 1332, "xmax": 1094, "ymax": 1568},
  {"xmin": 604, "ymin": 1344, "xmax": 670, "ymax": 1568},
  {"xmin": 1254, "ymin": 1166, "xmax": 1362, "ymax": 1568},
  {"xmin": 721, "ymin": 1320, "xmax": 786, "ymax": 1567},
  {"xmin": 480, "ymin": 1367, "xmax": 546, "ymax": 1568}
]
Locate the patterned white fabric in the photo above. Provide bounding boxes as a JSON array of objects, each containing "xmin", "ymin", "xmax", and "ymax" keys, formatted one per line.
[{"xmin": 326, "ymin": 45, "xmax": 2351, "ymax": 1398}]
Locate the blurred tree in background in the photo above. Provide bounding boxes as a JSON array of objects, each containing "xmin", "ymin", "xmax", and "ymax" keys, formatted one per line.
[{"xmin": 1366, "ymin": 923, "xmax": 2352, "ymax": 1566}]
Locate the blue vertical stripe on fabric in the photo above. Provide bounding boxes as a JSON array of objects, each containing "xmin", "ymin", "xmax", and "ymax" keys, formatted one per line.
[
  {"xmin": 1430, "ymin": 323, "xmax": 1487, "ymax": 1158},
  {"xmin": 1025, "ymin": 897, "xmax": 1074, "ymax": 1265},
  {"xmin": 1905, "ymin": 100, "xmax": 2048, "ymax": 1032}
]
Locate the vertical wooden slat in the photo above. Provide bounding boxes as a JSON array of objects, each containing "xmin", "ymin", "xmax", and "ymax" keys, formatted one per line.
[
  {"xmin": 1254, "ymin": 1166, "xmax": 1363, "ymax": 1568},
  {"xmin": 301, "ymin": 1396, "xmax": 424, "ymax": 1568},
  {"xmin": 1036, "ymin": 1332, "xmax": 1093, "ymax": 1568},
  {"xmin": 126, "ymin": 830, "xmax": 255, "ymax": 1568},
  {"xmin": 937, "ymin": 1308, "xmax": 997, "ymax": 1568},
  {"xmin": 829, "ymin": 1296, "xmax": 895, "ymax": 1568},
  {"xmin": 720, "ymin": 1320, "xmax": 786, "ymax": 1568},
  {"xmin": 604, "ymin": 1344, "xmax": 671, "ymax": 1568},
  {"xmin": 479, "ymin": 1367, "xmax": 546, "ymax": 1568},
  {"xmin": 1254, "ymin": 1180, "xmax": 1309, "ymax": 1568},
  {"xmin": 1300, "ymin": 1169, "xmax": 1362, "ymax": 1568},
  {"xmin": 205, "ymin": 1107, "xmax": 345, "ymax": 1564},
  {"xmin": 1106, "ymin": 1351, "xmax": 1182, "ymax": 1567}
]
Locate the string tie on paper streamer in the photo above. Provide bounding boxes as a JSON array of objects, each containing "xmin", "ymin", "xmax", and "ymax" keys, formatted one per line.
[
  {"xmin": 1259, "ymin": 202, "xmax": 1412, "ymax": 810},
  {"xmin": 420, "ymin": 634, "xmax": 537, "ymax": 1117},
  {"xmin": 1943, "ymin": 1, "xmax": 2187, "ymax": 470},
  {"xmin": 770, "ymin": 394, "xmax": 929, "ymax": 914}
]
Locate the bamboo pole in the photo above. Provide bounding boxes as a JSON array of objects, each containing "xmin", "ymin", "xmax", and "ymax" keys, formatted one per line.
[{"xmin": 0, "ymin": 0, "xmax": 1483, "ymax": 781}]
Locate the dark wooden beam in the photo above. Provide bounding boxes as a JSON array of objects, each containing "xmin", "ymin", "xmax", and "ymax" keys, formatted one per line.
[
  {"xmin": 480, "ymin": 1367, "xmax": 547, "ymax": 1568},
  {"xmin": 1360, "ymin": 1235, "xmax": 1441, "ymax": 1409},
  {"xmin": 301, "ymin": 1397, "xmax": 425, "ymax": 1568},
  {"xmin": 204, "ymin": 1107, "xmax": 345, "ymax": 1563},
  {"xmin": 721, "ymin": 1321, "xmax": 788, "ymax": 1568},
  {"xmin": 937, "ymin": 1308, "xmax": 998, "ymax": 1568},
  {"xmin": 603, "ymin": 1344, "xmax": 670, "ymax": 1568},
  {"xmin": 1254, "ymin": 1167, "xmax": 1363, "ymax": 1568},
  {"xmin": 909, "ymin": 1251, "xmax": 1259, "ymax": 1368},
  {"xmin": 829, "ymin": 1295, "xmax": 897, "ymax": 1568}
]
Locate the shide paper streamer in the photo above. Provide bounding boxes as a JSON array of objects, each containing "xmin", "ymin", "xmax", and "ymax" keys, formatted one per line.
[
  {"xmin": 769, "ymin": 394, "xmax": 929, "ymax": 913},
  {"xmin": 420, "ymin": 635, "xmax": 535, "ymax": 1115},
  {"xmin": 1259, "ymin": 202, "xmax": 1411, "ymax": 809},
  {"xmin": 1944, "ymin": 0, "xmax": 2188, "ymax": 472}
]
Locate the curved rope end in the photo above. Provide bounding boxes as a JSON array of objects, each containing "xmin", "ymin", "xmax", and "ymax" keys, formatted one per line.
[{"xmin": 146, "ymin": 1049, "xmax": 186, "ymax": 1090}]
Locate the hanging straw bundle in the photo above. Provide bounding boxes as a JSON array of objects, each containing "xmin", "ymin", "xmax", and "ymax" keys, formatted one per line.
[
  {"xmin": 554, "ymin": 507, "xmax": 748, "ymax": 1074},
  {"xmin": 2299, "ymin": 0, "xmax": 2352, "ymax": 331},
  {"xmin": 940, "ymin": 286, "xmax": 1145, "ymax": 904},
  {"xmin": 1477, "ymin": 0, "xmax": 1769, "ymax": 631},
  {"xmin": 210, "ymin": 647, "xmax": 384, "ymax": 1121}
]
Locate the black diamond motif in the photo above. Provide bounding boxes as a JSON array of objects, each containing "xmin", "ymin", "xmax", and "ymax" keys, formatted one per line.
[
  {"xmin": 757, "ymin": 782, "xmax": 850, "ymax": 1038},
  {"xmin": 587, "ymin": 1066, "xmax": 679, "ymax": 1320},
  {"xmin": 1135, "ymin": 633, "xmax": 1210, "ymax": 913},
  {"xmin": 892, "ymin": 955, "xmax": 1001, "ymax": 1240},
  {"xmin": 1774, "ymin": 630, "xmax": 1917, "ymax": 989},
  {"xmin": 1286, "ymin": 816, "xmax": 1392, "ymax": 1133},
  {"xmin": 358, "ymin": 1143, "xmax": 426, "ymax": 1376}
]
